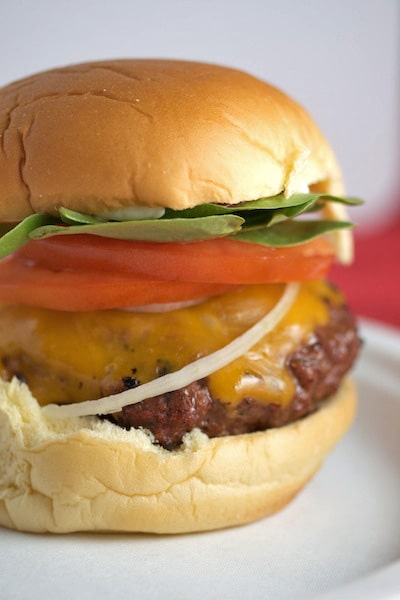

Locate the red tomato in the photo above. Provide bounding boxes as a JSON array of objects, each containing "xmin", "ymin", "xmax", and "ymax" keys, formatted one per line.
[
  {"xmin": 17, "ymin": 235, "xmax": 334, "ymax": 284},
  {"xmin": 0, "ymin": 258, "xmax": 236, "ymax": 311}
]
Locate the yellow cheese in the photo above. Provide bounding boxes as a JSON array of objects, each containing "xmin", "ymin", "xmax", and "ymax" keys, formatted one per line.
[{"xmin": 0, "ymin": 281, "xmax": 341, "ymax": 408}]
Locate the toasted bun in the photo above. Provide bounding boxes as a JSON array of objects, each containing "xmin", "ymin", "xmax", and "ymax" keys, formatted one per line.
[
  {"xmin": 0, "ymin": 377, "xmax": 355, "ymax": 534},
  {"xmin": 0, "ymin": 59, "xmax": 343, "ymax": 221}
]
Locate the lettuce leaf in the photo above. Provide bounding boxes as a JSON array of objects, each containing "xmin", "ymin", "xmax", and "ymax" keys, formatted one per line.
[
  {"xmin": 30, "ymin": 215, "xmax": 245, "ymax": 242},
  {"xmin": 164, "ymin": 193, "xmax": 362, "ymax": 218},
  {"xmin": 58, "ymin": 207, "xmax": 104, "ymax": 225},
  {"xmin": 0, "ymin": 193, "xmax": 363, "ymax": 258},
  {"xmin": 233, "ymin": 219, "xmax": 354, "ymax": 246},
  {"xmin": 0, "ymin": 214, "xmax": 57, "ymax": 259}
]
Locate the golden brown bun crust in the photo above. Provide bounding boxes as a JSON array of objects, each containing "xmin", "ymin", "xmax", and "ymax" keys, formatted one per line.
[
  {"xmin": 0, "ymin": 59, "xmax": 343, "ymax": 221},
  {"xmin": 0, "ymin": 377, "xmax": 356, "ymax": 534}
]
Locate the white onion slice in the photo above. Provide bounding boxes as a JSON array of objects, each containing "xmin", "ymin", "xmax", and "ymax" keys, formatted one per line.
[
  {"xmin": 119, "ymin": 298, "xmax": 208, "ymax": 313},
  {"xmin": 323, "ymin": 201, "xmax": 354, "ymax": 265},
  {"xmin": 42, "ymin": 282, "xmax": 299, "ymax": 419}
]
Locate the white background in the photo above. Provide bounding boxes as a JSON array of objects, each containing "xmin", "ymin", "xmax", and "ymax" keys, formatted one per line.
[{"xmin": 0, "ymin": 0, "xmax": 398, "ymax": 229}]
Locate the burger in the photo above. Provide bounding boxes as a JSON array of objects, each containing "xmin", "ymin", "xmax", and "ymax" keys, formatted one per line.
[{"xmin": 0, "ymin": 59, "xmax": 360, "ymax": 533}]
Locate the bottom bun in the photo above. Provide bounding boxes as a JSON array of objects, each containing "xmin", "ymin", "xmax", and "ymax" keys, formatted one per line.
[{"xmin": 0, "ymin": 377, "xmax": 356, "ymax": 534}]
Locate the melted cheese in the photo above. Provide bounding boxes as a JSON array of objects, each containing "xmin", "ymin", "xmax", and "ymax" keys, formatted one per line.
[{"xmin": 0, "ymin": 281, "xmax": 342, "ymax": 409}]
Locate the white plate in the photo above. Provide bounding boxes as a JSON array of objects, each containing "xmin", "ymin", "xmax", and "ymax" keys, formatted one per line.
[{"xmin": 1, "ymin": 319, "xmax": 400, "ymax": 600}]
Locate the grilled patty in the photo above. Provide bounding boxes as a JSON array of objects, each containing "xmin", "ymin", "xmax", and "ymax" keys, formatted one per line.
[
  {"xmin": 108, "ymin": 301, "xmax": 360, "ymax": 449},
  {"xmin": 0, "ymin": 282, "xmax": 359, "ymax": 448}
]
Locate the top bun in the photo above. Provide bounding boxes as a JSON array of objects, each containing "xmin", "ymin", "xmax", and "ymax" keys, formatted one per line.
[{"xmin": 0, "ymin": 59, "xmax": 343, "ymax": 221}]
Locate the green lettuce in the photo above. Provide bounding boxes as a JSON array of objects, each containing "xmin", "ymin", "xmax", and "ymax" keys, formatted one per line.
[
  {"xmin": 0, "ymin": 193, "xmax": 362, "ymax": 258},
  {"xmin": 30, "ymin": 215, "xmax": 244, "ymax": 242}
]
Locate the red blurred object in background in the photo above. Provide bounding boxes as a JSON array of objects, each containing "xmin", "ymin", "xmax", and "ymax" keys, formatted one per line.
[{"xmin": 332, "ymin": 214, "xmax": 400, "ymax": 329}]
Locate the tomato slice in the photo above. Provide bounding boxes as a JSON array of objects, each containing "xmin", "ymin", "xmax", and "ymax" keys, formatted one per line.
[
  {"xmin": 17, "ymin": 235, "xmax": 334, "ymax": 284},
  {"xmin": 0, "ymin": 258, "xmax": 236, "ymax": 311},
  {"xmin": 3, "ymin": 235, "xmax": 334, "ymax": 310}
]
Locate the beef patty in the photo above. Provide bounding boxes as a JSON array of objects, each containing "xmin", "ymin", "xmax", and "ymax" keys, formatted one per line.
[{"xmin": 108, "ymin": 301, "xmax": 360, "ymax": 449}]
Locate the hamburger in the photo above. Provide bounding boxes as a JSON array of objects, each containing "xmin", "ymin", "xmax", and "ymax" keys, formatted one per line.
[{"xmin": 0, "ymin": 59, "xmax": 360, "ymax": 533}]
